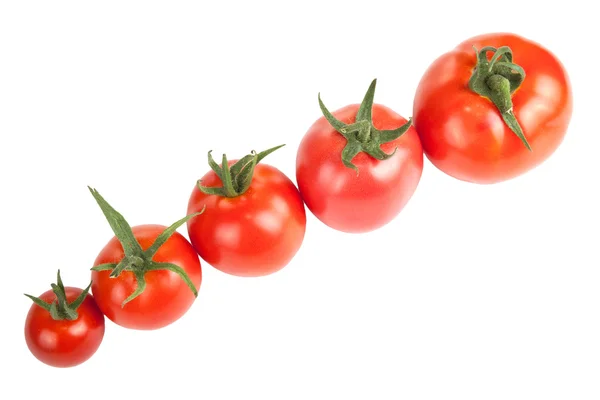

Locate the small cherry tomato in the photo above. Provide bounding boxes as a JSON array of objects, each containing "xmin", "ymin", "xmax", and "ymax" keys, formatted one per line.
[
  {"xmin": 187, "ymin": 145, "xmax": 306, "ymax": 277},
  {"xmin": 24, "ymin": 270, "xmax": 105, "ymax": 368},
  {"xmin": 88, "ymin": 187, "xmax": 202, "ymax": 330},
  {"xmin": 296, "ymin": 79, "xmax": 423, "ymax": 233}
]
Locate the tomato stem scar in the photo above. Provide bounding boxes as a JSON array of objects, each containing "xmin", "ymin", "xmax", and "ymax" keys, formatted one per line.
[{"xmin": 468, "ymin": 46, "xmax": 531, "ymax": 150}]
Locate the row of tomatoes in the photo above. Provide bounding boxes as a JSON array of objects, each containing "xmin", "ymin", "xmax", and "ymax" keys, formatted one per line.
[{"xmin": 24, "ymin": 32, "xmax": 572, "ymax": 368}]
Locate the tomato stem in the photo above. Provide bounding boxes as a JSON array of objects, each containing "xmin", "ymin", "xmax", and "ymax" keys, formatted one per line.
[
  {"xmin": 88, "ymin": 187, "xmax": 203, "ymax": 307},
  {"xmin": 468, "ymin": 46, "xmax": 531, "ymax": 150},
  {"xmin": 24, "ymin": 270, "xmax": 92, "ymax": 321},
  {"xmin": 197, "ymin": 144, "xmax": 285, "ymax": 198},
  {"xmin": 318, "ymin": 79, "xmax": 412, "ymax": 173}
]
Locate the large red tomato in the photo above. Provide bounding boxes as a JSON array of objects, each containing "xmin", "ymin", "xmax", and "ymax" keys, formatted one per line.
[
  {"xmin": 413, "ymin": 32, "xmax": 573, "ymax": 184},
  {"xmin": 187, "ymin": 146, "xmax": 306, "ymax": 277},
  {"xmin": 296, "ymin": 79, "xmax": 423, "ymax": 233},
  {"xmin": 88, "ymin": 188, "xmax": 202, "ymax": 330},
  {"xmin": 24, "ymin": 271, "xmax": 105, "ymax": 368}
]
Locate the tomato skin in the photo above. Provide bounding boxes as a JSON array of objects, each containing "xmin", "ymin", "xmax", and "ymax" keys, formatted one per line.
[
  {"xmin": 187, "ymin": 163, "xmax": 306, "ymax": 277},
  {"xmin": 91, "ymin": 224, "xmax": 202, "ymax": 330},
  {"xmin": 24, "ymin": 287, "xmax": 105, "ymax": 368},
  {"xmin": 413, "ymin": 32, "xmax": 573, "ymax": 184},
  {"xmin": 296, "ymin": 103, "xmax": 423, "ymax": 233}
]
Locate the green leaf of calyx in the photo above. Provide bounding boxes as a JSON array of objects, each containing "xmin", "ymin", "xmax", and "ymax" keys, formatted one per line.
[
  {"xmin": 207, "ymin": 150, "xmax": 224, "ymax": 180},
  {"xmin": 317, "ymin": 78, "xmax": 412, "ymax": 174},
  {"xmin": 56, "ymin": 269, "xmax": 65, "ymax": 294},
  {"xmin": 197, "ymin": 144, "xmax": 285, "ymax": 198},
  {"xmin": 88, "ymin": 186, "xmax": 202, "ymax": 305},
  {"xmin": 121, "ymin": 270, "xmax": 147, "ymax": 307},
  {"xmin": 229, "ymin": 153, "xmax": 257, "ymax": 177},
  {"xmin": 468, "ymin": 46, "xmax": 531, "ymax": 150},
  {"xmin": 144, "ymin": 209, "xmax": 205, "ymax": 259},
  {"xmin": 24, "ymin": 270, "xmax": 91, "ymax": 321},
  {"xmin": 318, "ymin": 94, "xmax": 347, "ymax": 134},
  {"xmin": 220, "ymin": 153, "xmax": 238, "ymax": 197},
  {"xmin": 24, "ymin": 294, "xmax": 51, "ymax": 312},
  {"xmin": 147, "ymin": 261, "xmax": 199, "ymax": 298},
  {"xmin": 91, "ymin": 263, "xmax": 117, "ymax": 272},
  {"xmin": 70, "ymin": 281, "xmax": 92, "ymax": 309},
  {"xmin": 256, "ymin": 144, "xmax": 286, "ymax": 164},
  {"xmin": 234, "ymin": 151, "xmax": 258, "ymax": 194},
  {"xmin": 88, "ymin": 187, "xmax": 143, "ymax": 257},
  {"xmin": 355, "ymin": 79, "xmax": 377, "ymax": 121}
]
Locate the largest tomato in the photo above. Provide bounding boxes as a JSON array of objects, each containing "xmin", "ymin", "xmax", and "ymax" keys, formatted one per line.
[
  {"xmin": 413, "ymin": 32, "xmax": 573, "ymax": 184},
  {"xmin": 296, "ymin": 79, "xmax": 423, "ymax": 233}
]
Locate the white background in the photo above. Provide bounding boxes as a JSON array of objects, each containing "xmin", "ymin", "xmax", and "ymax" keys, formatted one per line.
[{"xmin": 1, "ymin": 1, "xmax": 598, "ymax": 399}]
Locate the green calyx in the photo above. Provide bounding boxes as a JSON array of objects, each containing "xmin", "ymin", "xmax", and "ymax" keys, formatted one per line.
[
  {"xmin": 318, "ymin": 78, "xmax": 412, "ymax": 173},
  {"xmin": 468, "ymin": 46, "xmax": 531, "ymax": 151},
  {"xmin": 197, "ymin": 144, "xmax": 285, "ymax": 198},
  {"xmin": 25, "ymin": 270, "xmax": 91, "ymax": 321},
  {"xmin": 88, "ymin": 187, "xmax": 204, "ymax": 307}
]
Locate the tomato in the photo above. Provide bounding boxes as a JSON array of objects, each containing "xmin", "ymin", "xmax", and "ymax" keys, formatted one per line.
[
  {"xmin": 24, "ymin": 271, "xmax": 105, "ymax": 368},
  {"xmin": 187, "ymin": 145, "xmax": 306, "ymax": 277},
  {"xmin": 88, "ymin": 188, "xmax": 202, "ymax": 330},
  {"xmin": 295, "ymin": 79, "xmax": 423, "ymax": 233},
  {"xmin": 413, "ymin": 32, "xmax": 573, "ymax": 184}
]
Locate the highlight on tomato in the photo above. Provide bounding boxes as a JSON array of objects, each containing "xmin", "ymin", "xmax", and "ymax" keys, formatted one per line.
[
  {"xmin": 187, "ymin": 145, "xmax": 306, "ymax": 277},
  {"xmin": 295, "ymin": 79, "xmax": 424, "ymax": 233},
  {"xmin": 412, "ymin": 32, "xmax": 573, "ymax": 184},
  {"xmin": 88, "ymin": 187, "xmax": 203, "ymax": 330},
  {"xmin": 24, "ymin": 270, "xmax": 105, "ymax": 368}
]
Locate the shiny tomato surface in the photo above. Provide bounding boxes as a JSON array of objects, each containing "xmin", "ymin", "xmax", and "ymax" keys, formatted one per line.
[
  {"xmin": 413, "ymin": 32, "xmax": 573, "ymax": 184},
  {"xmin": 296, "ymin": 103, "xmax": 423, "ymax": 233},
  {"xmin": 92, "ymin": 225, "xmax": 202, "ymax": 330},
  {"xmin": 24, "ymin": 287, "xmax": 105, "ymax": 368},
  {"xmin": 187, "ymin": 162, "xmax": 306, "ymax": 277}
]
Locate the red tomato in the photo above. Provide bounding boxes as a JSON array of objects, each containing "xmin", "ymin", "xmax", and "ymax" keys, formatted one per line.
[
  {"xmin": 92, "ymin": 224, "xmax": 202, "ymax": 330},
  {"xmin": 296, "ymin": 80, "xmax": 423, "ymax": 233},
  {"xmin": 413, "ymin": 32, "xmax": 573, "ymax": 184},
  {"xmin": 88, "ymin": 187, "xmax": 202, "ymax": 331},
  {"xmin": 24, "ymin": 273, "xmax": 105, "ymax": 368},
  {"xmin": 187, "ymin": 147, "xmax": 306, "ymax": 277}
]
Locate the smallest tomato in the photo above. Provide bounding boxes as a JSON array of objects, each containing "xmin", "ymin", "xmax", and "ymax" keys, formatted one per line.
[{"xmin": 24, "ymin": 270, "xmax": 105, "ymax": 368}]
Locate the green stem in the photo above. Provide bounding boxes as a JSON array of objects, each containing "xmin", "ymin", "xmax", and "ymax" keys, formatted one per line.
[
  {"xmin": 468, "ymin": 46, "xmax": 531, "ymax": 150},
  {"xmin": 88, "ymin": 187, "xmax": 143, "ymax": 257},
  {"xmin": 24, "ymin": 270, "xmax": 92, "ymax": 321},
  {"xmin": 318, "ymin": 78, "xmax": 412, "ymax": 173},
  {"xmin": 220, "ymin": 154, "xmax": 238, "ymax": 197},
  {"xmin": 354, "ymin": 121, "xmax": 372, "ymax": 143},
  {"xmin": 88, "ymin": 187, "xmax": 203, "ymax": 307},
  {"xmin": 197, "ymin": 144, "xmax": 285, "ymax": 198}
]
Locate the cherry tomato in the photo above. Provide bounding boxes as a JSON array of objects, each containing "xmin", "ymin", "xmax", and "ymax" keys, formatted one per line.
[
  {"xmin": 296, "ymin": 79, "xmax": 423, "ymax": 233},
  {"xmin": 88, "ymin": 188, "xmax": 202, "ymax": 330},
  {"xmin": 187, "ymin": 145, "xmax": 306, "ymax": 277},
  {"xmin": 24, "ymin": 271, "xmax": 105, "ymax": 368},
  {"xmin": 413, "ymin": 32, "xmax": 573, "ymax": 184}
]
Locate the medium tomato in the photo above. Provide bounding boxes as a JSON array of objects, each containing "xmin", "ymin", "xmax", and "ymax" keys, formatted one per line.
[
  {"xmin": 413, "ymin": 32, "xmax": 573, "ymax": 184},
  {"xmin": 88, "ymin": 187, "xmax": 202, "ymax": 330},
  {"xmin": 295, "ymin": 79, "xmax": 423, "ymax": 233},
  {"xmin": 187, "ymin": 145, "xmax": 306, "ymax": 277},
  {"xmin": 24, "ymin": 270, "xmax": 105, "ymax": 368}
]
